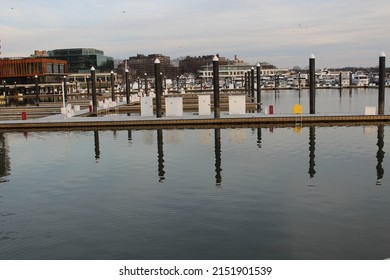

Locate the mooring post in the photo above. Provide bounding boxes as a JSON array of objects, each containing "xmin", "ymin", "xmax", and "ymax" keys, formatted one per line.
[
  {"xmin": 309, "ymin": 54, "xmax": 316, "ymax": 114},
  {"xmin": 63, "ymin": 75, "xmax": 67, "ymax": 102},
  {"xmin": 125, "ymin": 69, "xmax": 130, "ymax": 104},
  {"xmin": 378, "ymin": 52, "xmax": 386, "ymax": 115},
  {"xmin": 251, "ymin": 67, "xmax": 255, "ymax": 102},
  {"xmin": 298, "ymin": 72, "xmax": 301, "ymax": 90},
  {"xmin": 155, "ymin": 59, "xmax": 162, "ymax": 118},
  {"xmin": 339, "ymin": 72, "xmax": 343, "ymax": 89},
  {"xmin": 256, "ymin": 63, "xmax": 261, "ymax": 112},
  {"xmin": 244, "ymin": 72, "xmax": 248, "ymax": 95},
  {"xmin": 91, "ymin": 67, "xmax": 97, "ymax": 116},
  {"xmin": 213, "ymin": 55, "xmax": 220, "ymax": 118},
  {"xmin": 86, "ymin": 77, "xmax": 90, "ymax": 99},
  {"xmin": 110, "ymin": 70, "xmax": 115, "ymax": 101},
  {"xmin": 34, "ymin": 75, "xmax": 39, "ymax": 106},
  {"xmin": 144, "ymin": 73, "xmax": 148, "ymax": 96}
]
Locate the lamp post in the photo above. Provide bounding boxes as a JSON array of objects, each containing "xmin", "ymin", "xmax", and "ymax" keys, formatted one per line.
[
  {"xmin": 34, "ymin": 75, "xmax": 39, "ymax": 106},
  {"xmin": 110, "ymin": 70, "xmax": 115, "ymax": 101}
]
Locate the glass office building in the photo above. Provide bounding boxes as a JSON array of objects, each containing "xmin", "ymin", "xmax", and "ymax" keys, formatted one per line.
[{"xmin": 48, "ymin": 48, "xmax": 114, "ymax": 73}]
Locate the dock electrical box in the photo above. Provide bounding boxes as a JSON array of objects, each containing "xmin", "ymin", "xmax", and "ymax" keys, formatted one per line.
[
  {"xmin": 165, "ymin": 97, "xmax": 183, "ymax": 116},
  {"xmin": 228, "ymin": 95, "xmax": 246, "ymax": 115},
  {"xmin": 198, "ymin": 95, "xmax": 211, "ymax": 116},
  {"xmin": 141, "ymin": 96, "xmax": 153, "ymax": 116}
]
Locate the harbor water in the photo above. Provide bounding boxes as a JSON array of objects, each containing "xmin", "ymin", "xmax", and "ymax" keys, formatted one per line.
[{"xmin": 0, "ymin": 88, "xmax": 390, "ymax": 260}]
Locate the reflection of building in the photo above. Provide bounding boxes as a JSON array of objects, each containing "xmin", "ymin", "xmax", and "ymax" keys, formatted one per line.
[
  {"xmin": 48, "ymin": 48, "xmax": 114, "ymax": 73},
  {"xmin": 0, "ymin": 57, "xmax": 68, "ymax": 84}
]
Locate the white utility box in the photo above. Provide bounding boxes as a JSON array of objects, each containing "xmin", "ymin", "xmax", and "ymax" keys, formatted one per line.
[
  {"xmin": 165, "ymin": 97, "xmax": 183, "ymax": 116},
  {"xmin": 198, "ymin": 95, "xmax": 211, "ymax": 115},
  {"xmin": 228, "ymin": 95, "xmax": 246, "ymax": 115}
]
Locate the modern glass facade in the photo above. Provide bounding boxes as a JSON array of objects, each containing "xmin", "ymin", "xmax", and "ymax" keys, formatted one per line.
[{"xmin": 48, "ymin": 48, "xmax": 114, "ymax": 73}]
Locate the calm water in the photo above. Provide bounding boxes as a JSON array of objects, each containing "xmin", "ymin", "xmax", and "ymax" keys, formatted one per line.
[{"xmin": 0, "ymin": 89, "xmax": 390, "ymax": 260}]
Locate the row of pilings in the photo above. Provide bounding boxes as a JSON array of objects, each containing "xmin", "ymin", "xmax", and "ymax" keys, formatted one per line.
[{"xmin": 87, "ymin": 53, "xmax": 387, "ymax": 118}]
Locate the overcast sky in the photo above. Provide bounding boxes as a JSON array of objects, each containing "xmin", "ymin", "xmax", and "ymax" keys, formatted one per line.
[{"xmin": 1, "ymin": 0, "xmax": 389, "ymax": 68}]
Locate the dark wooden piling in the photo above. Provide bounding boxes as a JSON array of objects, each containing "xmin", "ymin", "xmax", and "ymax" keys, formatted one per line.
[
  {"xmin": 256, "ymin": 63, "xmax": 261, "ymax": 112},
  {"xmin": 213, "ymin": 55, "xmax": 220, "ymax": 119},
  {"xmin": 378, "ymin": 52, "xmax": 386, "ymax": 115},
  {"xmin": 110, "ymin": 71, "xmax": 115, "ymax": 101},
  {"xmin": 309, "ymin": 54, "xmax": 316, "ymax": 114},
  {"xmin": 125, "ymin": 69, "xmax": 130, "ymax": 105},
  {"xmin": 155, "ymin": 59, "xmax": 162, "ymax": 118},
  {"xmin": 91, "ymin": 67, "xmax": 97, "ymax": 116}
]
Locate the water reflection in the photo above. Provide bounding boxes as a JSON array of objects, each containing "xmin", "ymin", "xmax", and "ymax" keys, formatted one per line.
[
  {"xmin": 257, "ymin": 128, "xmax": 262, "ymax": 149},
  {"xmin": 94, "ymin": 130, "xmax": 100, "ymax": 162},
  {"xmin": 376, "ymin": 124, "xmax": 385, "ymax": 185},
  {"xmin": 308, "ymin": 126, "xmax": 316, "ymax": 179},
  {"xmin": 128, "ymin": 130, "xmax": 132, "ymax": 144},
  {"xmin": 157, "ymin": 129, "xmax": 165, "ymax": 182},
  {"xmin": 214, "ymin": 128, "xmax": 222, "ymax": 186}
]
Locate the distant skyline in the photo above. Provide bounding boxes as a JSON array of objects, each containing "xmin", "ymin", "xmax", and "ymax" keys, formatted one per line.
[{"xmin": 1, "ymin": 0, "xmax": 389, "ymax": 69}]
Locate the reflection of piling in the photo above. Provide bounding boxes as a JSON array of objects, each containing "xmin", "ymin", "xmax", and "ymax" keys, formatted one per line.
[
  {"xmin": 155, "ymin": 59, "xmax": 162, "ymax": 118},
  {"xmin": 91, "ymin": 67, "xmax": 97, "ymax": 116},
  {"xmin": 257, "ymin": 128, "xmax": 262, "ymax": 148},
  {"xmin": 256, "ymin": 63, "xmax": 261, "ymax": 112},
  {"xmin": 376, "ymin": 124, "xmax": 385, "ymax": 185},
  {"xmin": 213, "ymin": 55, "xmax": 220, "ymax": 118},
  {"xmin": 308, "ymin": 126, "xmax": 316, "ymax": 178},
  {"xmin": 94, "ymin": 130, "xmax": 100, "ymax": 162},
  {"xmin": 309, "ymin": 54, "xmax": 316, "ymax": 114},
  {"xmin": 378, "ymin": 52, "xmax": 386, "ymax": 115},
  {"xmin": 157, "ymin": 129, "xmax": 165, "ymax": 182},
  {"xmin": 214, "ymin": 128, "xmax": 222, "ymax": 185},
  {"xmin": 125, "ymin": 69, "xmax": 130, "ymax": 105},
  {"xmin": 128, "ymin": 130, "xmax": 132, "ymax": 143}
]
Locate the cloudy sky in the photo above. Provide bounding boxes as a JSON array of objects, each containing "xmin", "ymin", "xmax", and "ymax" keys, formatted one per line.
[{"xmin": 1, "ymin": 0, "xmax": 389, "ymax": 68}]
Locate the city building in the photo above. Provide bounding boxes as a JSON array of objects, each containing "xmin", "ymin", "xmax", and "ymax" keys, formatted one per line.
[
  {"xmin": 47, "ymin": 48, "xmax": 114, "ymax": 73},
  {"xmin": 127, "ymin": 54, "xmax": 178, "ymax": 79},
  {"xmin": 0, "ymin": 56, "xmax": 68, "ymax": 84}
]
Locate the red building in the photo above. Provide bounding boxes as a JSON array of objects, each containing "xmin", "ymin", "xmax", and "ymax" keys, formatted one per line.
[{"xmin": 0, "ymin": 57, "xmax": 68, "ymax": 84}]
